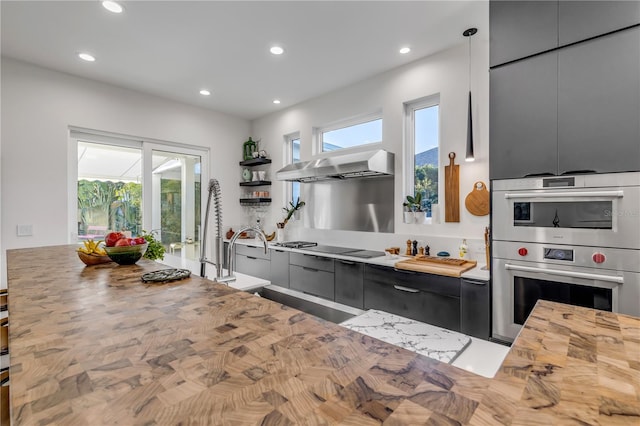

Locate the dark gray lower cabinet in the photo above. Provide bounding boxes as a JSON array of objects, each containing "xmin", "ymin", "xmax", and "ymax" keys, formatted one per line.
[
  {"xmin": 364, "ymin": 265, "xmax": 460, "ymax": 332},
  {"xmin": 289, "ymin": 253, "xmax": 335, "ymax": 299},
  {"xmin": 460, "ymin": 278, "xmax": 490, "ymax": 340},
  {"xmin": 335, "ymin": 260, "xmax": 364, "ymax": 309},
  {"xmin": 270, "ymin": 249, "xmax": 290, "ymax": 288}
]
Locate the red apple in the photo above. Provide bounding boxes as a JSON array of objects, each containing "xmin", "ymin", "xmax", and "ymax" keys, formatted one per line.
[
  {"xmin": 105, "ymin": 232, "xmax": 125, "ymax": 247},
  {"xmin": 114, "ymin": 238, "xmax": 131, "ymax": 247},
  {"xmin": 132, "ymin": 237, "xmax": 146, "ymax": 245}
]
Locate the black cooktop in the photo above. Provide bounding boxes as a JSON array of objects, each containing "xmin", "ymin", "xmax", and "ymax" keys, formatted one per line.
[
  {"xmin": 301, "ymin": 245, "xmax": 385, "ymax": 259},
  {"xmin": 275, "ymin": 241, "xmax": 318, "ymax": 248}
]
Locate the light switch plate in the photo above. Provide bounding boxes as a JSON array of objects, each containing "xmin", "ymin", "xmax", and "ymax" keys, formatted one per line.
[{"xmin": 17, "ymin": 224, "xmax": 33, "ymax": 236}]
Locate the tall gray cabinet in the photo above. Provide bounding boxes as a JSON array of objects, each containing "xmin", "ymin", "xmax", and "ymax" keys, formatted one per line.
[{"xmin": 490, "ymin": 1, "xmax": 640, "ymax": 179}]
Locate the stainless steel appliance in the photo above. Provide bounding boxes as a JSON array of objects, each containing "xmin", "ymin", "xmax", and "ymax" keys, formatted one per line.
[{"xmin": 492, "ymin": 173, "xmax": 640, "ymax": 342}]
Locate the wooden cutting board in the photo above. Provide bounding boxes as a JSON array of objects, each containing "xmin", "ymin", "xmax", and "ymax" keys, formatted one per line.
[
  {"xmin": 394, "ymin": 256, "xmax": 477, "ymax": 277},
  {"xmin": 445, "ymin": 152, "xmax": 460, "ymax": 222},
  {"xmin": 465, "ymin": 181, "xmax": 490, "ymax": 216}
]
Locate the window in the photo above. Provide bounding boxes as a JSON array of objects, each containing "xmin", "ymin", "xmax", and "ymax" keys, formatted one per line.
[
  {"xmin": 70, "ymin": 129, "xmax": 207, "ymax": 262},
  {"xmin": 317, "ymin": 112, "xmax": 382, "ymax": 152},
  {"xmin": 285, "ymin": 132, "xmax": 301, "ymax": 204},
  {"xmin": 405, "ymin": 95, "xmax": 439, "ymax": 218}
]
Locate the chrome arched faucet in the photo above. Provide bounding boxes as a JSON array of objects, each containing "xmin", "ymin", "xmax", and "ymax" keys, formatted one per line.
[{"xmin": 223, "ymin": 226, "xmax": 268, "ymax": 283}]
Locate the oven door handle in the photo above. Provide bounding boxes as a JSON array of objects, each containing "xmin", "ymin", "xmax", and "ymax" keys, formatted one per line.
[
  {"xmin": 504, "ymin": 190, "xmax": 624, "ymax": 200},
  {"xmin": 504, "ymin": 263, "xmax": 624, "ymax": 284}
]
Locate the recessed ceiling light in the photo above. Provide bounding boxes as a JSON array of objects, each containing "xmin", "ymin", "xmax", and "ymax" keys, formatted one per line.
[
  {"xmin": 78, "ymin": 53, "xmax": 96, "ymax": 62},
  {"xmin": 270, "ymin": 46, "xmax": 284, "ymax": 55},
  {"xmin": 102, "ymin": 1, "xmax": 123, "ymax": 13},
  {"xmin": 273, "ymin": 99, "xmax": 281, "ymax": 104},
  {"xmin": 399, "ymin": 47, "xmax": 411, "ymax": 54},
  {"xmin": 199, "ymin": 89, "xmax": 211, "ymax": 96}
]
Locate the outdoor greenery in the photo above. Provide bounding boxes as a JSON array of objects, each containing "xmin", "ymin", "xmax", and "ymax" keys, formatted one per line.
[
  {"xmin": 414, "ymin": 164, "xmax": 438, "ymax": 216},
  {"xmin": 77, "ymin": 180, "xmax": 141, "ymax": 237},
  {"xmin": 160, "ymin": 179, "xmax": 182, "ymax": 245}
]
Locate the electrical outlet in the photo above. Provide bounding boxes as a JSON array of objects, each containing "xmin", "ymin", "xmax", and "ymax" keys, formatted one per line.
[{"xmin": 17, "ymin": 224, "xmax": 33, "ymax": 236}]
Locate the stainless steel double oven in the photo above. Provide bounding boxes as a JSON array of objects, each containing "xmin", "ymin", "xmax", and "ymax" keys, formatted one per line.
[{"xmin": 492, "ymin": 173, "xmax": 640, "ymax": 342}]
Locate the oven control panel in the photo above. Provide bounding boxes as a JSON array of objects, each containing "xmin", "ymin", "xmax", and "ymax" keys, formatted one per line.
[
  {"xmin": 494, "ymin": 241, "xmax": 640, "ymax": 272},
  {"xmin": 544, "ymin": 248, "xmax": 574, "ymax": 262}
]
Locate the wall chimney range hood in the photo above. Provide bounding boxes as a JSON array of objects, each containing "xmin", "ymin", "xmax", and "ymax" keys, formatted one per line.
[{"xmin": 276, "ymin": 149, "xmax": 394, "ymax": 182}]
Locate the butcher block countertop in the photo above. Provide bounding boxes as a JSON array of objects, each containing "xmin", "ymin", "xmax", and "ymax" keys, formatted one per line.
[{"xmin": 6, "ymin": 245, "xmax": 640, "ymax": 425}]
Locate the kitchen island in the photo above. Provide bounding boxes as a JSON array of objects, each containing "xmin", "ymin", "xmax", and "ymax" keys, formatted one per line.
[{"xmin": 6, "ymin": 245, "xmax": 640, "ymax": 424}]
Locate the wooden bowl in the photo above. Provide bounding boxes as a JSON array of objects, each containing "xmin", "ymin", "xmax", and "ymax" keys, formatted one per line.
[{"xmin": 77, "ymin": 251, "xmax": 112, "ymax": 266}]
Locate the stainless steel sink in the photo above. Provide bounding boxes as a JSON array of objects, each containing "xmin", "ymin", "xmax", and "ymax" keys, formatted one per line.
[{"xmin": 256, "ymin": 285, "xmax": 365, "ymax": 323}]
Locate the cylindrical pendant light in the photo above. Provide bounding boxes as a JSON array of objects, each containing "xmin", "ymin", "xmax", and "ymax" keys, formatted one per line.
[{"xmin": 463, "ymin": 28, "xmax": 477, "ymax": 162}]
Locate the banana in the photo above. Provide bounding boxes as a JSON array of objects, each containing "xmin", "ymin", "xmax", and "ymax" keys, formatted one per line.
[
  {"xmin": 264, "ymin": 231, "xmax": 276, "ymax": 241},
  {"xmin": 78, "ymin": 239, "xmax": 106, "ymax": 255}
]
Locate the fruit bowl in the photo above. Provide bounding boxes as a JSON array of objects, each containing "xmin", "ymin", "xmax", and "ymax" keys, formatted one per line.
[
  {"xmin": 104, "ymin": 243, "xmax": 148, "ymax": 265},
  {"xmin": 77, "ymin": 251, "xmax": 112, "ymax": 266}
]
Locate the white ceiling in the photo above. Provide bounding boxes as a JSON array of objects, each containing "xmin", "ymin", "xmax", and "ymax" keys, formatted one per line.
[{"xmin": 1, "ymin": 1, "xmax": 488, "ymax": 120}]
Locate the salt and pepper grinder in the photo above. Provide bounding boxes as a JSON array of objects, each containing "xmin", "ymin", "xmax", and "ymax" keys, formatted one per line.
[
  {"xmin": 425, "ymin": 244, "xmax": 430, "ymax": 256},
  {"xmin": 418, "ymin": 246, "xmax": 425, "ymax": 256},
  {"xmin": 412, "ymin": 240, "xmax": 418, "ymax": 256},
  {"xmin": 406, "ymin": 240, "xmax": 412, "ymax": 256}
]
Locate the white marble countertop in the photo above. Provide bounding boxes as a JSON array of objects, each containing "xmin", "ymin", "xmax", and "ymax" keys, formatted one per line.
[
  {"xmin": 340, "ymin": 309, "xmax": 471, "ymax": 364},
  {"xmin": 230, "ymin": 238, "xmax": 490, "ymax": 281}
]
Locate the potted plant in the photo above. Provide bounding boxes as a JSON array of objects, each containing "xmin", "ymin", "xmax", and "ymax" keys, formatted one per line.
[{"xmin": 405, "ymin": 193, "xmax": 425, "ymax": 224}]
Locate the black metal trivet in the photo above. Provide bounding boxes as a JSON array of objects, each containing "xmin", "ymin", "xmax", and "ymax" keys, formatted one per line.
[{"xmin": 141, "ymin": 268, "xmax": 191, "ymax": 283}]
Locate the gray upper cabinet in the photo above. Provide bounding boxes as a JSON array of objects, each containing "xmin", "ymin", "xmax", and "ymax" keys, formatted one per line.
[
  {"xmin": 558, "ymin": 27, "xmax": 640, "ymax": 175},
  {"xmin": 559, "ymin": 1, "xmax": 640, "ymax": 46},
  {"xmin": 490, "ymin": 51, "xmax": 558, "ymax": 179},
  {"xmin": 490, "ymin": 1, "xmax": 558, "ymax": 67}
]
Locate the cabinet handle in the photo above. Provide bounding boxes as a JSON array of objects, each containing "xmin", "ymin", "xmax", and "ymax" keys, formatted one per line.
[
  {"xmin": 246, "ymin": 256, "xmax": 257, "ymax": 260},
  {"xmin": 393, "ymin": 285, "xmax": 419, "ymax": 293},
  {"xmin": 274, "ymin": 250, "xmax": 285, "ymax": 253},
  {"xmin": 393, "ymin": 268, "xmax": 417, "ymax": 275},
  {"xmin": 338, "ymin": 260, "xmax": 356, "ymax": 265},
  {"xmin": 462, "ymin": 279, "xmax": 487, "ymax": 286},
  {"xmin": 302, "ymin": 267, "xmax": 318, "ymax": 272},
  {"xmin": 303, "ymin": 254, "xmax": 330, "ymax": 261}
]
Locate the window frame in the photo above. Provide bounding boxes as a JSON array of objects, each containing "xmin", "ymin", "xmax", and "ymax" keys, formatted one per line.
[
  {"xmin": 404, "ymin": 94, "xmax": 440, "ymax": 220},
  {"xmin": 313, "ymin": 110, "xmax": 383, "ymax": 155},
  {"xmin": 283, "ymin": 131, "xmax": 301, "ymax": 205}
]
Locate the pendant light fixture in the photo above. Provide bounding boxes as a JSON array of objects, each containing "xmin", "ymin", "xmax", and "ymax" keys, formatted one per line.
[{"xmin": 463, "ymin": 28, "xmax": 477, "ymax": 162}]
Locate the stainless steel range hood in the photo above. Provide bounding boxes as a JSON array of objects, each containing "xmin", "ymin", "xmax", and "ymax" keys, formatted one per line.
[{"xmin": 276, "ymin": 149, "xmax": 394, "ymax": 182}]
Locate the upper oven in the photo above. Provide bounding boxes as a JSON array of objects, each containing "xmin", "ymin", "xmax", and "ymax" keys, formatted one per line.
[{"xmin": 492, "ymin": 173, "xmax": 640, "ymax": 249}]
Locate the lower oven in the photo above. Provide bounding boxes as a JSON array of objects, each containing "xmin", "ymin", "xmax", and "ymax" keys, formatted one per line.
[{"xmin": 492, "ymin": 240, "xmax": 640, "ymax": 343}]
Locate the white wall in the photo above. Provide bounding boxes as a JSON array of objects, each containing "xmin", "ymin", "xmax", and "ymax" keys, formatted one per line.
[
  {"xmin": 251, "ymin": 39, "xmax": 490, "ymax": 256},
  {"xmin": 1, "ymin": 57, "xmax": 249, "ymax": 283}
]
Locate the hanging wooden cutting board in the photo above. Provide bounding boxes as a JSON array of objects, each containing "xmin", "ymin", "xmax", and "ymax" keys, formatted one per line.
[
  {"xmin": 465, "ymin": 181, "xmax": 490, "ymax": 216},
  {"xmin": 445, "ymin": 152, "xmax": 460, "ymax": 222}
]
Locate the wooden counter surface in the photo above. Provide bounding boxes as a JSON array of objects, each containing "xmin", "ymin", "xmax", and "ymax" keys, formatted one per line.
[{"xmin": 6, "ymin": 245, "xmax": 640, "ymax": 425}]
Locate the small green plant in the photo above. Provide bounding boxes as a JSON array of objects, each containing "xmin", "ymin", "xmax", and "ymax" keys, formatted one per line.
[
  {"xmin": 141, "ymin": 230, "xmax": 165, "ymax": 260},
  {"xmin": 405, "ymin": 193, "xmax": 423, "ymax": 212}
]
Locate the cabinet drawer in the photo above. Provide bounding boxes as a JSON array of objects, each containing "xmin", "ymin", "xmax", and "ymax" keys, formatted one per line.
[
  {"xmin": 235, "ymin": 254, "xmax": 270, "ymax": 280},
  {"xmin": 290, "ymin": 265, "xmax": 335, "ymax": 300},
  {"xmin": 235, "ymin": 244, "xmax": 270, "ymax": 260},
  {"xmin": 364, "ymin": 265, "xmax": 460, "ymax": 298},
  {"xmin": 290, "ymin": 252, "xmax": 334, "ymax": 272},
  {"xmin": 364, "ymin": 276, "xmax": 460, "ymax": 331}
]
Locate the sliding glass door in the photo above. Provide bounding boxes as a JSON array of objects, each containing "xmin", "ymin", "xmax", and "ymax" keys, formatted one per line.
[
  {"xmin": 147, "ymin": 148, "xmax": 202, "ymax": 261},
  {"xmin": 72, "ymin": 132, "xmax": 208, "ymax": 262}
]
